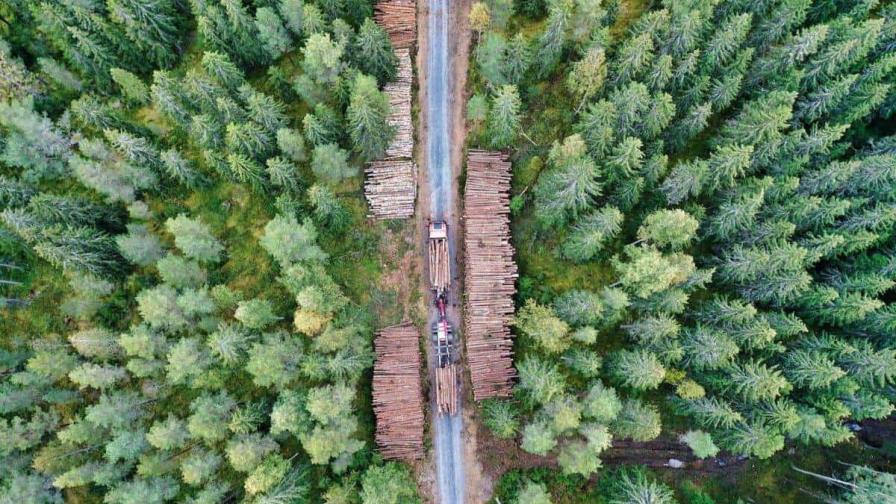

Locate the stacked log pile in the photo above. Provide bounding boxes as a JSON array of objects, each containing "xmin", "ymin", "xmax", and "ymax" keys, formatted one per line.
[
  {"xmin": 436, "ymin": 364, "xmax": 458, "ymax": 415},
  {"xmin": 384, "ymin": 49, "xmax": 413, "ymax": 160},
  {"xmin": 372, "ymin": 322, "xmax": 424, "ymax": 461},
  {"xmin": 374, "ymin": 0, "xmax": 417, "ymax": 49},
  {"xmin": 365, "ymin": 160, "xmax": 417, "ymax": 219},
  {"xmin": 365, "ymin": 18, "xmax": 416, "ymax": 219},
  {"xmin": 463, "ymin": 150, "xmax": 518, "ymax": 400}
]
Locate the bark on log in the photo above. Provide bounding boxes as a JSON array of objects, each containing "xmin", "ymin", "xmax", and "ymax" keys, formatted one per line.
[
  {"xmin": 463, "ymin": 151, "xmax": 518, "ymax": 401},
  {"xmin": 363, "ymin": 49, "xmax": 416, "ymax": 219},
  {"xmin": 374, "ymin": 0, "xmax": 417, "ymax": 49},
  {"xmin": 373, "ymin": 322, "xmax": 425, "ymax": 461}
]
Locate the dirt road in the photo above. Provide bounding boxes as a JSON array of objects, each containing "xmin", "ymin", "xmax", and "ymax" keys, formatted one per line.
[
  {"xmin": 418, "ymin": 0, "xmax": 468, "ymax": 499},
  {"xmin": 426, "ymin": 0, "xmax": 465, "ymax": 500}
]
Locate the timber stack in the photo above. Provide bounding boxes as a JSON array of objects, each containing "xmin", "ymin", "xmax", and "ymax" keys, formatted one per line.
[
  {"xmin": 372, "ymin": 322, "xmax": 425, "ymax": 461},
  {"xmin": 364, "ymin": 160, "xmax": 416, "ymax": 219},
  {"xmin": 384, "ymin": 50, "xmax": 413, "ymax": 160},
  {"xmin": 366, "ymin": 10, "xmax": 416, "ymax": 219},
  {"xmin": 374, "ymin": 0, "xmax": 417, "ymax": 49},
  {"xmin": 436, "ymin": 364, "xmax": 458, "ymax": 415},
  {"xmin": 463, "ymin": 150, "xmax": 518, "ymax": 400}
]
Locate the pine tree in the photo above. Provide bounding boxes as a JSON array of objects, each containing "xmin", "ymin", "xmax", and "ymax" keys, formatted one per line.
[
  {"xmin": 243, "ymin": 87, "xmax": 288, "ymax": 134},
  {"xmin": 567, "ymin": 46, "xmax": 606, "ymax": 113},
  {"xmin": 302, "ymin": 33, "xmax": 344, "ymax": 85},
  {"xmin": 514, "ymin": 300, "xmax": 571, "ymax": 354},
  {"xmin": 608, "ymin": 349, "xmax": 666, "ymax": 390},
  {"xmin": 681, "ymin": 326, "xmax": 739, "ymax": 371},
  {"xmin": 0, "ymin": 98, "xmax": 72, "ymax": 182},
  {"xmin": 161, "ymin": 149, "xmax": 201, "ymax": 187},
  {"xmin": 534, "ymin": 0, "xmax": 573, "ymax": 76},
  {"xmin": 612, "ymin": 398, "xmax": 661, "ymax": 441},
  {"xmin": 108, "ymin": 0, "xmax": 180, "ymax": 68},
  {"xmin": 678, "ymin": 396, "xmax": 743, "ymax": 430},
  {"xmin": 226, "ymin": 153, "xmax": 266, "ymax": 189},
  {"xmin": 553, "ymin": 289, "xmax": 604, "ymax": 326},
  {"xmin": 517, "ymin": 357, "xmax": 566, "ymax": 406},
  {"xmin": 110, "ymin": 68, "xmax": 149, "ymax": 105},
  {"xmin": 783, "ymin": 349, "xmax": 846, "ymax": 389},
  {"xmin": 303, "ymin": 104, "xmax": 343, "ymax": 146},
  {"xmin": 225, "ymin": 122, "xmax": 273, "ymax": 160},
  {"xmin": 613, "ymin": 32, "xmax": 653, "ymax": 85},
  {"xmin": 487, "ymin": 84, "xmax": 522, "ymax": 149},
  {"xmin": 661, "ymin": 159, "xmax": 707, "ymax": 204},
  {"xmin": 307, "ymin": 184, "xmax": 349, "ymax": 229},
  {"xmin": 353, "ymin": 19, "xmax": 398, "ymax": 84},
  {"xmin": 722, "ymin": 420, "xmax": 784, "ymax": 459},
  {"xmin": 701, "ymin": 13, "xmax": 752, "ymax": 73},
  {"xmin": 839, "ymin": 341, "xmax": 896, "ymax": 387},
  {"xmin": 533, "ymin": 135, "xmax": 600, "ymax": 227},
  {"xmin": 560, "ymin": 206, "xmax": 623, "ymax": 262},
  {"xmin": 521, "ymin": 419, "xmax": 557, "ymax": 455},
  {"xmin": 255, "ymin": 7, "xmax": 293, "ymax": 59},
  {"xmin": 347, "ymin": 74, "xmax": 394, "ymax": 160},
  {"xmin": 636, "ymin": 209, "xmax": 699, "ymax": 250},
  {"xmin": 605, "ymin": 467, "xmax": 676, "ymax": 504},
  {"xmin": 727, "ymin": 360, "xmax": 792, "ymax": 403},
  {"xmin": 505, "ymin": 33, "xmax": 532, "ymax": 85}
]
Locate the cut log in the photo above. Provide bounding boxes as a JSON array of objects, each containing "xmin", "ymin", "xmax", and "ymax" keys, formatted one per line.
[
  {"xmin": 428, "ymin": 238, "xmax": 450, "ymax": 292},
  {"xmin": 363, "ymin": 49, "xmax": 416, "ymax": 219},
  {"xmin": 374, "ymin": 0, "xmax": 417, "ymax": 49},
  {"xmin": 463, "ymin": 150, "xmax": 518, "ymax": 401},
  {"xmin": 436, "ymin": 364, "xmax": 458, "ymax": 415},
  {"xmin": 373, "ymin": 322, "xmax": 425, "ymax": 461}
]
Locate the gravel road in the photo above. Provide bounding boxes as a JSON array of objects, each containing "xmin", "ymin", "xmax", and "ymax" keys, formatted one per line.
[{"xmin": 426, "ymin": 0, "xmax": 466, "ymax": 501}]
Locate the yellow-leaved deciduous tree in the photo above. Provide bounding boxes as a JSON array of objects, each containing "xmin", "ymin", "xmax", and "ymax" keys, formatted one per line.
[{"xmin": 469, "ymin": 2, "xmax": 491, "ymax": 36}]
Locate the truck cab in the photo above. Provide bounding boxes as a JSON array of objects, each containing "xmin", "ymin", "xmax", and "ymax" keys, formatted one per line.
[{"xmin": 429, "ymin": 220, "xmax": 448, "ymax": 239}]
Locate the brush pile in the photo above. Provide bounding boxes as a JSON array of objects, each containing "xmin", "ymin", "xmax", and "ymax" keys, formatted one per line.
[
  {"xmin": 463, "ymin": 150, "xmax": 518, "ymax": 400},
  {"xmin": 372, "ymin": 322, "xmax": 425, "ymax": 461}
]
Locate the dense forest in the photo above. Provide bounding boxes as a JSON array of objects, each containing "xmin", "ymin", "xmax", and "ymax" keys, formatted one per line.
[
  {"xmin": 3, "ymin": 0, "xmax": 896, "ymax": 501},
  {"xmin": 0, "ymin": 0, "xmax": 423, "ymax": 502},
  {"xmin": 467, "ymin": 0, "xmax": 896, "ymax": 500}
]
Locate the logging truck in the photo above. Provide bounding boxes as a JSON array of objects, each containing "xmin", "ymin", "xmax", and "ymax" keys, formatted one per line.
[
  {"xmin": 433, "ymin": 293, "xmax": 458, "ymax": 416},
  {"xmin": 428, "ymin": 221, "xmax": 450, "ymax": 294}
]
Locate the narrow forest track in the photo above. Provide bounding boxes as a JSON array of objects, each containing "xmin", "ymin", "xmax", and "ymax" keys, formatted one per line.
[{"xmin": 421, "ymin": 0, "xmax": 466, "ymax": 500}]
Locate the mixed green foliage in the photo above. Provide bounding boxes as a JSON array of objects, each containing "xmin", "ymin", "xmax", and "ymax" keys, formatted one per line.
[
  {"xmin": 0, "ymin": 0, "xmax": 420, "ymax": 502},
  {"xmin": 470, "ymin": 0, "xmax": 896, "ymax": 481}
]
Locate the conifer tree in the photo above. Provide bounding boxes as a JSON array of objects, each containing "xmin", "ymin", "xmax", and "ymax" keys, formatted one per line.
[
  {"xmin": 353, "ymin": 19, "xmax": 398, "ymax": 83},
  {"xmin": 255, "ymin": 7, "xmax": 293, "ymax": 59},
  {"xmin": 347, "ymin": 74, "xmax": 394, "ymax": 161},
  {"xmin": 487, "ymin": 84, "xmax": 522, "ymax": 149}
]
